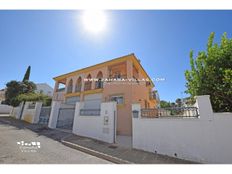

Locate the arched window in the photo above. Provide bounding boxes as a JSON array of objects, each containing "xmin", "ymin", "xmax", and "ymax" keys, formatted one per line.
[
  {"xmin": 67, "ymin": 79, "xmax": 73, "ymax": 93},
  {"xmin": 95, "ymin": 71, "xmax": 103, "ymax": 89},
  {"xmin": 84, "ymin": 74, "xmax": 92, "ymax": 91},
  {"xmin": 75, "ymin": 77, "xmax": 82, "ymax": 92}
]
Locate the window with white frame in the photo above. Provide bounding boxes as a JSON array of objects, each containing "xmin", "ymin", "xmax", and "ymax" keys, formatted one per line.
[{"xmin": 110, "ymin": 95, "xmax": 124, "ymax": 104}]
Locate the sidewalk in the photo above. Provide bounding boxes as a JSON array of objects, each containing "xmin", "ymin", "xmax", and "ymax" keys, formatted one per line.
[{"xmin": 62, "ymin": 134, "xmax": 197, "ymax": 164}]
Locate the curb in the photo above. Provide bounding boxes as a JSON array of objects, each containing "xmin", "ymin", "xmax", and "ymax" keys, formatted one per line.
[{"xmin": 61, "ymin": 140, "xmax": 132, "ymax": 164}]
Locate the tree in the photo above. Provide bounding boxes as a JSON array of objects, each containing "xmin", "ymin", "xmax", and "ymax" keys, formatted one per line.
[
  {"xmin": 160, "ymin": 100, "xmax": 171, "ymax": 108},
  {"xmin": 17, "ymin": 93, "xmax": 52, "ymax": 106},
  {"xmin": 4, "ymin": 80, "xmax": 36, "ymax": 107},
  {"xmin": 175, "ymin": 98, "xmax": 182, "ymax": 107},
  {"xmin": 23, "ymin": 66, "xmax": 31, "ymax": 82},
  {"xmin": 185, "ymin": 32, "xmax": 232, "ymax": 112},
  {"xmin": 5, "ymin": 81, "xmax": 23, "ymax": 107},
  {"xmin": 21, "ymin": 80, "xmax": 36, "ymax": 93}
]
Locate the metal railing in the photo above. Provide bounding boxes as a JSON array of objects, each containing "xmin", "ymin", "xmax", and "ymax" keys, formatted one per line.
[
  {"xmin": 75, "ymin": 85, "xmax": 81, "ymax": 92},
  {"xmin": 67, "ymin": 86, "xmax": 73, "ymax": 93},
  {"xmin": 80, "ymin": 109, "xmax": 101, "ymax": 116},
  {"xmin": 141, "ymin": 107, "xmax": 199, "ymax": 118},
  {"xmin": 108, "ymin": 74, "xmax": 127, "ymax": 79},
  {"xmin": 95, "ymin": 81, "xmax": 103, "ymax": 89},
  {"xmin": 84, "ymin": 82, "xmax": 92, "ymax": 91},
  {"xmin": 28, "ymin": 103, "xmax": 36, "ymax": 109},
  {"xmin": 141, "ymin": 109, "xmax": 158, "ymax": 118}
]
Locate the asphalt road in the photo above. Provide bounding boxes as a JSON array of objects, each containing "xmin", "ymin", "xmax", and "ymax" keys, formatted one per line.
[{"xmin": 0, "ymin": 116, "xmax": 112, "ymax": 164}]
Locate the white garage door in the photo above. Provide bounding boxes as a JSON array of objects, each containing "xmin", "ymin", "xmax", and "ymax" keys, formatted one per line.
[
  {"xmin": 84, "ymin": 94, "xmax": 102, "ymax": 109},
  {"xmin": 66, "ymin": 96, "xmax": 80, "ymax": 105}
]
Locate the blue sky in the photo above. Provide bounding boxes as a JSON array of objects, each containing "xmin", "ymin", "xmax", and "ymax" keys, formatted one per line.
[{"xmin": 0, "ymin": 10, "xmax": 231, "ymax": 102}]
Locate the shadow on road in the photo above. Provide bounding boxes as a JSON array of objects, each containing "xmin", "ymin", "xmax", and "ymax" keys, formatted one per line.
[
  {"xmin": 0, "ymin": 116, "xmax": 197, "ymax": 164},
  {"xmin": 0, "ymin": 116, "xmax": 72, "ymax": 142}
]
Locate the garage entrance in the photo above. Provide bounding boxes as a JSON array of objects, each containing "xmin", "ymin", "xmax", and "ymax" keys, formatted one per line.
[
  {"xmin": 56, "ymin": 107, "xmax": 75, "ymax": 130},
  {"xmin": 83, "ymin": 93, "xmax": 102, "ymax": 109}
]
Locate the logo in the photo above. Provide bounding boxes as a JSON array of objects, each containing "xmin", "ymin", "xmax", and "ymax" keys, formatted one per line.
[{"xmin": 17, "ymin": 141, "xmax": 41, "ymax": 153}]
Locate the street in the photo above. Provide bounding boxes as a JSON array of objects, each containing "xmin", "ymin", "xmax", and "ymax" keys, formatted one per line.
[{"xmin": 0, "ymin": 116, "xmax": 112, "ymax": 164}]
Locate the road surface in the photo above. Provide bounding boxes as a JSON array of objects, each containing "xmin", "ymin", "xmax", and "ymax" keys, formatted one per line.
[{"xmin": 0, "ymin": 116, "xmax": 112, "ymax": 164}]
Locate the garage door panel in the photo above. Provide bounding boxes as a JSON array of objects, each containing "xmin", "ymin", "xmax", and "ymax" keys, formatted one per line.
[
  {"xmin": 66, "ymin": 96, "xmax": 80, "ymax": 104},
  {"xmin": 84, "ymin": 94, "xmax": 102, "ymax": 109},
  {"xmin": 56, "ymin": 108, "xmax": 75, "ymax": 130}
]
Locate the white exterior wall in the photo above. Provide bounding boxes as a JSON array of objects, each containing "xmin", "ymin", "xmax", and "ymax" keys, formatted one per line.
[
  {"xmin": 48, "ymin": 101, "xmax": 61, "ymax": 128},
  {"xmin": 10, "ymin": 106, "xmax": 20, "ymax": 118},
  {"xmin": 0, "ymin": 104, "xmax": 13, "ymax": 114},
  {"xmin": 21, "ymin": 102, "xmax": 42, "ymax": 123},
  {"xmin": 73, "ymin": 102, "xmax": 117, "ymax": 143},
  {"xmin": 11, "ymin": 102, "xmax": 24, "ymax": 119},
  {"xmin": 132, "ymin": 95, "xmax": 232, "ymax": 163}
]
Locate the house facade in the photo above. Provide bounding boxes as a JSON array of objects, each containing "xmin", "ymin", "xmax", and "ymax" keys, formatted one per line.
[{"xmin": 52, "ymin": 53, "xmax": 157, "ymax": 135}]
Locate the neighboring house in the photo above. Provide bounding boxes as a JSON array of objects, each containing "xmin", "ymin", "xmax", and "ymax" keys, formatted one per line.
[
  {"xmin": 52, "ymin": 53, "xmax": 158, "ymax": 135},
  {"xmin": 35, "ymin": 83, "xmax": 53, "ymax": 97},
  {"xmin": 0, "ymin": 89, "xmax": 5, "ymax": 103}
]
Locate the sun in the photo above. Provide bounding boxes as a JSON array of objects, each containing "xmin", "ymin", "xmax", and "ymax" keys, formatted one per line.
[{"xmin": 82, "ymin": 10, "xmax": 107, "ymax": 34}]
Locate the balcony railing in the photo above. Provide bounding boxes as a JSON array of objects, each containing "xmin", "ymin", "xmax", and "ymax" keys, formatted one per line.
[
  {"xmin": 75, "ymin": 85, "xmax": 82, "ymax": 92},
  {"xmin": 158, "ymin": 107, "xmax": 199, "ymax": 118},
  {"xmin": 67, "ymin": 86, "xmax": 73, "ymax": 93},
  {"xmin": 84, "ymin": 82, "xmax": 92, "ymax": 91},
  {"xmin": 140, "ymin": 107, "xmax": 199, "ymax": 118},
  {"xmin": 141, "ymin": 109, "xmax": 158, "ymax": 118},
  {"xmin": 95, "ymin": 81, "xmax": 103, "ymax": 89},
  {"xmin": 108, "ymin": 74, "xmax": 127, "ymax": 79}
]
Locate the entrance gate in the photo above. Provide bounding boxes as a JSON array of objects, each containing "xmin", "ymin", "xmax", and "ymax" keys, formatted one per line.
[
  {"xmin": 38, "ymin": 106, "xmax": 51, "ymax": 125},
  {"xmin": 56, "ymin": 108, "xmax": 75, "ymax": 130}
]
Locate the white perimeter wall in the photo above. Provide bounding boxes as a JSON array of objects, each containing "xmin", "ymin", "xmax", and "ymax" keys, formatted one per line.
[
  {"xmin": 0, "ymin": 104, "xmax": 13, "ymax": 114},
  {"xmin": 21, "ymin": 102, "xmax": 42, "ymax": 124},
  {"xmin": 132, "ymin": 95, "xmax": 232, "ymax": 163},
  {"xmin": 73, "ymin": 102, "xmax": 117, "ymax": 143}
]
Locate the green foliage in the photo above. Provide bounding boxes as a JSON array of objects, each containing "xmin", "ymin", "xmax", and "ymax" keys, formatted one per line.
[
  {"xmin": 4, "ymin": 80, "xmax": 36, "ymax": 107},
  {"xmin": 160, "ymin": 100, "xmax": 176, "ymax": 108},
  {"xmin": 175, "ymin": 98, "xmax": 182, "ymax": 107},
  {"xmin": 4, "ymin": 81, "xmax": 22, "ymax": 106},
  {"xmin": 17, "ymin": 93, "xmax": 52, "ymax": 106},
  {"xmin": 22, "ymin": 66, "xmax": 31, "ymax": 82},
  {"xmin": 160, "ymin": 100, "xmax": 171, "ymax": 108},
  {"xmin": 185, "ymin": 32, "xmax": 232, "ymax": 112}
]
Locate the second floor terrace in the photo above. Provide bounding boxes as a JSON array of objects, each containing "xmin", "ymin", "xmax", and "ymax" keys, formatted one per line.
[{"xmin": 53, "ymin": 54, "xmax": 155, "ymax": 98}]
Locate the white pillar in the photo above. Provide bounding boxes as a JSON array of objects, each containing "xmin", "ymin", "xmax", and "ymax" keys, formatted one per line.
[
  {"xmin": 21, "ymin": 102, "xmax": 29, "ymax": 120},
  {"xmin": 132, "ymin": 103, "xmax": 141, "ymax": 148},
  {"xmin": 195, "ymin": 95, "xmax": 213, "ymax": 121},
  {"xmin": 100, "ymin": 102, "xmax": 117, "ymax": 143},
  {"xmin": 72, "ymin": 102, "xmax": 84, "ymax": 134},
  {"xmin": 33, "ymin": 102, "xmax": 43, "ymax": 123},
  {"xmin": 48, "ymin": 101, "xmax": 61, "ymax": 128},
  {"xmin": 15, "ymin": 102, "xmax": 24, "ymax": 119}
]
